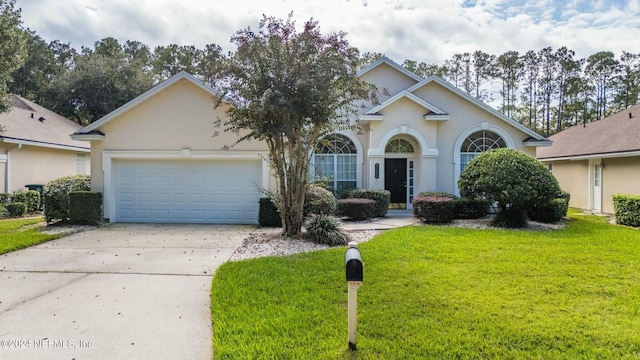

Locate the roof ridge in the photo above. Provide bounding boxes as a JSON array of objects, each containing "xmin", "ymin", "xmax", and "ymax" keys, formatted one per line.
[{"xmin": 11, "ymin": 94, "xmax": 35, "ymax": 112}]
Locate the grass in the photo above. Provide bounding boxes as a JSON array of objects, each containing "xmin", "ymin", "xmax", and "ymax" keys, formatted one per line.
[
  {"xmin": 211, "ymin": 212, "xmax": 640, "ymax": 359},
  {"xmin": 0, "ymin": 217, "xmax": 63, "ymax": 254}
]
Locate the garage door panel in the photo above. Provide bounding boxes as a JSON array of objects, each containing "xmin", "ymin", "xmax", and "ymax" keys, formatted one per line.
[{"xmin": 114, "ymin": 159, "xmax": 260, "ymax": 224}]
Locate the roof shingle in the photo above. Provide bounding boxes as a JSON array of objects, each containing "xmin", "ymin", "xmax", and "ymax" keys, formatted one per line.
[
  {"xmin": 0, "ymin": 95, "xmax": 88, "ymax": 150},
  {"xmin": 537, "ymin": 104, "xmax": 640, "ymax": 159}
]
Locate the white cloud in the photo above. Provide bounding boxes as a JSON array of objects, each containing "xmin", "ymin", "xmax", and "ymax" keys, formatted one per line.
[{"xmin": 15, "ymin": 0, "xmax": 640, "ymax": 65}]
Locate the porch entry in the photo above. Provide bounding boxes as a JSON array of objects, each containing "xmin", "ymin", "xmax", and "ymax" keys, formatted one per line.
[
  {"xmin": 591, "ymin": 162, "xmax": 602, "ymax": 212},
  {"xmin": 384, "ymin": 158, "xmax": 415, "ymax": 209}
]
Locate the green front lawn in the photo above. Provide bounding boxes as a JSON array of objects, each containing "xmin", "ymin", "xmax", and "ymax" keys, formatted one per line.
[
  {"xmin": 211, "ymin": 213, "xmax": 640, "ymax": 359},
  {"xmin": 0, "ymin": 218, "xmax": 63, "ymax": 254}
]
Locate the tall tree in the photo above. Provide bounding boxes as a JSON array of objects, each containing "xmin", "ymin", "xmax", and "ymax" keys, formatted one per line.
[
  {"xmin": 615, "ymin": 51, "xmax": 639, "ymax": 109},
  {"xmin": 471, "ymin": 50, "xmax": 495, "ymax": 102},
  {"xmin": 585, "ymin": 51, "xmax": 619, "ymax": 120},
  {"xmin": 554, "ymin": 47, "xmax": 581, "ymax": 132},
  {"xmin": 152, "ymin": 44, "xmax": 201, "ymax": 80},
  {"xmin": 0, "ymin": 0, "xmax": 27, "ymax": 113},
  {"xmin": 220, "ymin": 15, "xmax": 371, "ymax": 237},
  {"xmin": 537, "ymin": 47, "xmax": 558, "ymax": 136},
  {"xmin": 494, "ymin": 51, "xmax": 522, "ymax": 118},
  {"xmin": 9, "ymin": 30, "xmax": 56, "ymax": 102},
  {"xmin": 521, "ymin": 50, "xmax": 540, "ymax": 130},
  {"xmin": 63, "ymin": 38, "xmax": 154, "ymax": 123},
  {"xmin": 402, "ymin": 59, "xmax": 443, "ymax": 78}
]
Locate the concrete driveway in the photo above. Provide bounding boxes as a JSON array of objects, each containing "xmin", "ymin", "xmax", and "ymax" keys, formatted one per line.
[{"xmin": 0, "ymin": 223, "xmax": 251, "ymax": 360}]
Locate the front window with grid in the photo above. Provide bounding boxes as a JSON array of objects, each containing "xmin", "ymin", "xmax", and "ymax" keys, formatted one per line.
[
  {"xmin": 460, "ymin": 130, "xmax": 506, "ymax": 173},
  {"xmin": 313, "ymin": 135, "xmax": 357, "ymax": 193}
]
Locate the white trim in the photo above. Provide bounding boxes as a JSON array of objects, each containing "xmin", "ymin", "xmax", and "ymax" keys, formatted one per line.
[
  {"xmin": 364, "ymin": 90, "xmax": 447, "ymax": 116},
  {"xmin": 408, "ymin": 76, "xmax": 549, "ymax": 142},
  {"xmin": 311, "ymin": 131, "xmax": 364, "ymax": 190},
  {"xmin": 101, "ymin": 150, "xmax": 269, "ymax": 223},
  {"xmin": 368, "ymin": 126, "xmax": 439, "ymax": 157},
  {"xmin": 356, "ymin": 56, "xmax": 423, "ymax": 82},
  {"xmin": 358, "ymin": 114, "xmax": 384, "ymax": 121},
  {"xmin": 1, "ymin": 137, "xmax": 90, "ymax": 152},
  {"xmin": 524, "ymin": 139, "xmax": 552, "ymax": 147},
  {"xmin": 75, "ymin": 72, "xmax": 218, "ymax": 135},
  {"xmin": 71, "ymin": 133, "xmax": 105, "ymax": 141},
  {"xmin": 0, "ymin": 154, "xmax": 6, "ymax": 162},
  {"xmin": 423, "ymin": 114, "xmax": 450, "ymax": 121},
  {"xmin": 590, "ymin": 159, "xmax": 603, "ymax": 213},
  {"xmin": 453, "ymin": 124, "xmax": 515, "ymax": 195},
  {"xmin": 538, "ymin": 150, "xmax": 640, "ymax": 161}
]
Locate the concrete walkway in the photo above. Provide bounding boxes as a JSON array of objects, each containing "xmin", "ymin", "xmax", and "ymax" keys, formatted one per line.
[{"xmin": 0, "ymin": 224, "xmax": 252, "ymax": 360}]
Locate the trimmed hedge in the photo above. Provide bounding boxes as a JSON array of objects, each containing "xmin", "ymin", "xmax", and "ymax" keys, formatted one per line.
[
  {"xmin": 453, "ymin": 198, "xmax": 488, "ymax": 219},
  {"xmin": 304, "ymin": 185, "xmax": 337, "ymax": 216},
  {"xmin": 528, "ymin": 198, "xmax": 568, "ymax": 223},
  {"xmin": 613, "ymin": 194, "xmax": 640, "ymax": 227},
  {"xmin": 0, "ymin": 205, "xmax": 8, "ymax": 219},
  {"xmin": 418, "ymin": 191, "xmax": 458, "ymax": 199},
  {"xmin": 69, "ymin": 191, "xmax": 103, "ymax": 225},
  {"xmin": 6, "ymin": 202, "xmax": 27, "ymax": 217},
  {"xmin": 337, "ymin": 198, "xmax": 376, "ymax": 220},
  {"xmin": 347, "ymin": 189, "xmax": 391, "ymax": 217},
  {"xmin": 0, "ymin": 193, "xmax": 10, "ymax": 205},
  {"xmin": 413, "ymin": 196, "xmax": 455, "ymax": 224},
  {"xmin": 12, "ymin": 190, "xmax": 40, "ymax": 213},
  {"xmin": 43, "ymin": 175, "xmax": 91, "ymax": 223},
  {"xmin": 259, "ymin": 197, "xmax": 282, "ymax": 227}
]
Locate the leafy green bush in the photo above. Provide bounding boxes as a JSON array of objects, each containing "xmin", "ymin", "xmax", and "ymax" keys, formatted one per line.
[
  {"xmin": 6, "ymin": 202, "xmax": 27, "ymax": 217},
  {"xmin": 0, "ymin": 193, "xmax": 10, "ymax": 205},
  {"xmin": 43, "ymin": 175, "xmax": 91, "ymax": 223},
  {"xmin": 259, "ymin": 197, "xmax": 281, "ymax": 227},
  {"xmin": 337, "ymin": 198, "xmax": 376, "ymax": 220},
  {"xmin": 613, "ymin": 194, "xmax": 640, "ymax": 227},
  {"xmin": 304, "ymin": 185, "xmax": 337, "ymax": 216},
  {"xmin": 305, "ymin": 214, "xmax": 350, "ymax": 246},
  {"xmin": 69, "ymin": 191, "xmax": 103, "ymax": 225},
  {"xmin": 0, "ymin": 205, "xmax": 8, "ymax": 219},
  {"xmin": 453, "ymin": 198, "xmax": 488, "ymax": 219},
  {"xmin": 347, "ymin": 189, "xmax": 391, "ymax": 217},
  {"xmin": 458, "ymin": 148, "xmax": 560, "ymax": 228},
  {"xmin": 12, "ymin": 190, "xmax": 40, "ymax": 213},
  {"xmin": 413, "ymin": 196, "xmax": 455, "ymax": 224}
]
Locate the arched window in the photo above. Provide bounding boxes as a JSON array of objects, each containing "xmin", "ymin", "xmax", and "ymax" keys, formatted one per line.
[
  {"xmin": 385, "ymin": 138, "xmax": 414, "ymax": 153},
  {"xmin": 460, "ymin": 130, "xmax": 506, "ymax": 172},
  {"xmin": 313, "ymin": 135, "xmax": 357, "ymax": 192}
]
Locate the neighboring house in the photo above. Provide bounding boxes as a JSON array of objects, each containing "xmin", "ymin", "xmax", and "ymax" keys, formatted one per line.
[
  {"xmin": 0, "ymin": 95, "xmax": 90, "ymax": 194},
  {"xmin": 537, "ymin": 104, "xmax": 640, "ymax": 214},
  {"xmin": 72, "ymin": 58, "xmax": 550, "ymax": 224}
]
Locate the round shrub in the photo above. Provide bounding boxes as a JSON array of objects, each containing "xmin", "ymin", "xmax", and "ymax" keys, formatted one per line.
[
  {"xmin": 458, "ymin": 148, "xmax": 560, "ymax": 228},
  {"xmin": 43, "ymin": 175, "xmax": 91, "ymax": 223},
  {"xmin": 337, "ymin": 198, "xmax": 376, "ymax": 220},
  {"xmin": 6, "ymin": 202, "xmax": 27, "ymax": 217},
  {"xmin": 258, "ymin": 197, "xmax": 282, "ymax": 227},
  {"xmin": 413, "ymin": 196, "xmax": 455, "ymax": 224},
  {"xmin": 305, "ymin": 214, "xmax": 350, "ymax": 246},
  {"xmin": 527, "ymin": 198, "xmax": 568, "ymax": 223},
  {"xmin": 304, "ymin": 184, "xmax": 337, "ymax": 216}
]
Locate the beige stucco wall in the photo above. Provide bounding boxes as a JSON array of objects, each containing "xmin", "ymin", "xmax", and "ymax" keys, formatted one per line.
[
  {"xmin": 90, "ymin": 78, "xmax": 270, "ymax": 193},
  {"xmin": 361, "ymin": 80, "xmax": 538, "ymax": 195},
  {"xmin": 358, "ymin": 63, "xmax": 419, "ymax": 99},
  {"xmin": 602, "ymin": 157, "xmax": 640, "ymax": 214},
  {"xmin": 0, "ymin": 144, "xmax": 90, "ymax": 194},
  {"xmin": 542, "ymin": 160, "xmax": 589, "ymax": 210}
]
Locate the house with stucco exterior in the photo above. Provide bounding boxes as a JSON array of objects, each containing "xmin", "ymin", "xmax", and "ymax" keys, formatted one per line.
[
  {"xmin": 71, "ymin": 57, "xmax": 550, "ymax": 224},
  {"xmin": 537, "ymin": 104, "xmax": 640, "ymax": 214},
  {"xmin": 1, "ymin": 95, "xmax": 90, "ymax": 194}
]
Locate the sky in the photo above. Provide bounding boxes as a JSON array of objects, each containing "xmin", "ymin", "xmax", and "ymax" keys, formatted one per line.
[{"xmin": 14, "ymin": 0, "xmax": 640, "ymax": 65}]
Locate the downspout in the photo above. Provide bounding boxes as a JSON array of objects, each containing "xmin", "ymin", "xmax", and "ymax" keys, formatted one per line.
[{"xmin": 5, "ymin": 143, "xmax": 22, "ymax": 193}]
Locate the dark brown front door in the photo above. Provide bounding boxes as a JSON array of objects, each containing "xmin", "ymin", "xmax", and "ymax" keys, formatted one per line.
[{"xmin": 385, "ymin": 158, "xmax": 407, "ymax": 204}]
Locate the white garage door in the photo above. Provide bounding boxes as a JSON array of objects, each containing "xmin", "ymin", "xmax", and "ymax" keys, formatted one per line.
[{"xmin": 113, "ymin": 159, "xmax": 260, "ymax": 224}]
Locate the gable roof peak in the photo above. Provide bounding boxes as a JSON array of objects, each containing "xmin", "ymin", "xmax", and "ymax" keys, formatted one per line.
[{"xmin": 357, "ymin": 56, "xmax": 423, "ymax": 82}]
